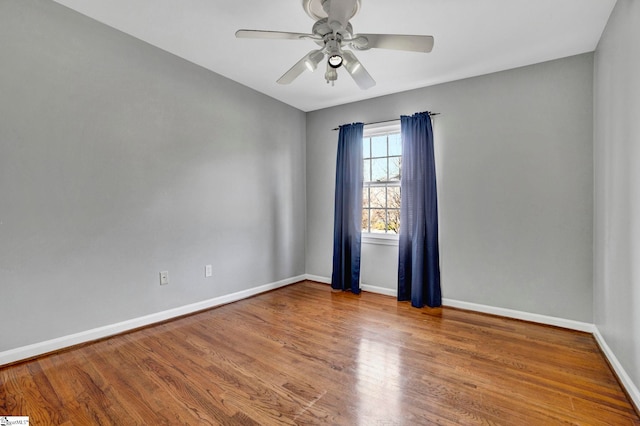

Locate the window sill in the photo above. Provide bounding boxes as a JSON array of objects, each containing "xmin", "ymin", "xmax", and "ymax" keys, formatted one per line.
[{"xmin": 362, "ymin": 233, "xmax": 399, "ymax": 246}]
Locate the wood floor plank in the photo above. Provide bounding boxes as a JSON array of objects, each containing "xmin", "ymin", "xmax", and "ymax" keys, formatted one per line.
[{"xmin": 1, "ymin": 281, "xmax": 638, "ymax": 425}]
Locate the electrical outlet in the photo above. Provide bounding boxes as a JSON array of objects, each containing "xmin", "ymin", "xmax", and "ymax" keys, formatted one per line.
[
  {"xmin": 159, "ymin": 271, "xmax": 169, "ymax": 285},
  {"xmin": 205, "ymin": 265, "xmax": 212, "ymax": 278}
]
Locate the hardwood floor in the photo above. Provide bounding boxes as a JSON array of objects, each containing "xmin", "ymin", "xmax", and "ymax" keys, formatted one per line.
[{"xmin": 1, "ymin": 281, "xmax": 638, "ymax": 425}]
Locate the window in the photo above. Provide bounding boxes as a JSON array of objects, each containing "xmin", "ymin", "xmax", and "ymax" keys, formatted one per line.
[{"xmin": 362, "ymin": 123, "xmax": 401, "ymax": 238}]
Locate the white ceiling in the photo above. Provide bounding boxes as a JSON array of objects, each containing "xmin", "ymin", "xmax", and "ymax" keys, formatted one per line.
[{"xmin": 52, "ymin": 0, "xmax": 616, "ymax": 112}]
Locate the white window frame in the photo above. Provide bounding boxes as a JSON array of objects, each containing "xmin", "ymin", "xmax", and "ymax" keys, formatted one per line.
[{"xmin": 362, "ymin": 121, "xmax": 401, "ymax": 246}]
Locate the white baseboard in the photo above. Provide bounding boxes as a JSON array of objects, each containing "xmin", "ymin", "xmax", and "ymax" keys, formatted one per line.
[
  {"xmin": 593, "ymin": 327, "xmax": 640, "ymax": 412},
  {"xmin": 441, "ymin": 298, "xmax": 595, "ymax": 333},
  {"xmin": 360, "ymin": 284, "xmax": 397, "ymax": 297},
  {"xmin": 304, "ymin": 274, "xmax": 594, "ymax": 332},
  {"xmin": 0, "ymin": 275, "xmax": 305, "ymax": 367},
  {"xmin": 304, "ymin": 275, "xmax": 398, "ymax": 297}
]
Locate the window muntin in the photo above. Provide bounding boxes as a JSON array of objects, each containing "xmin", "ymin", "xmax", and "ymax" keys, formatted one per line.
[{"xmin": 362, "ymin": 125, "xmax": 401, "ymax": 235}]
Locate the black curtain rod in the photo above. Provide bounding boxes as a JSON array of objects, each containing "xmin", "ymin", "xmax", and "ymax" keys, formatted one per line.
[{"xmin": 331, "ymin": 112, "xmax": 440, "ymax": 131}]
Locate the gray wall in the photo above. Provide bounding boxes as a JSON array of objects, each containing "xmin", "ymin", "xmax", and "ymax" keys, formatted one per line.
[
  {"xmin": 307, "ymin": 54, "xmax": 594, "ymax": 322},
  {"xmin": 594, "ymin": 0, "xmax": 640, "ymax": 390},
  {"xmin": 0, "ymin": 0, "xmax": 306, "ymax": 351}
]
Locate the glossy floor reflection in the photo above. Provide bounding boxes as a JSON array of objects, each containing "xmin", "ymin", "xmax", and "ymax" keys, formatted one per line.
[{"xmin": 357, "ymin": 338, "xmax": 402, "ymax": 425}]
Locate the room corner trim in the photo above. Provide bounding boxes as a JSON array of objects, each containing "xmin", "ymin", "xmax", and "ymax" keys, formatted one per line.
[
  {"xmin": 0, "ymin": 275, "xmax": 306, "ymax": 367},
  {"xmin": 593, "ymin": 327, "xmax": 640, "ymax": 413},
  {"xmin": 305, "ymin": 274, "xmax": 331, "ymax": 284}
]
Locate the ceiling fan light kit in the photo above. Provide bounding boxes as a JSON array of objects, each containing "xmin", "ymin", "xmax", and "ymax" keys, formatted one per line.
[
  {"xmin": 328, "ymin": 54, "xmax": 343, "ymax": 68},
  {"xmin": 236, "ymin": 0, "xmax": 433, "ymax": 89}
]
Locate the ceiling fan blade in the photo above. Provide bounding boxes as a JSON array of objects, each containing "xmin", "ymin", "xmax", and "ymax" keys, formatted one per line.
[
  {"xmin": 351, "ymin": 34, "xmax": 434, "ymax": 53},
  {"xmin": 277, "ymin": 50, "xmax": 323, "ymax": 85},
  {"xmin": 342, "ymin": 50, "xmax": 376, "ymax": 90},
  {"xmin": 235, "ymin": 29, "xmax": 315, "ymax": 41}
]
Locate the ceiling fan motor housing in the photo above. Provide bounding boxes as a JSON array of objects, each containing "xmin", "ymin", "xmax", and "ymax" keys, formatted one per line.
[
  {"xmin": 312, "ymin": 19, "xmax": 353, "ymax": 42},
  {"xmin": 303, "ymin": 0, "xmax": 361, "ymax": 22}
]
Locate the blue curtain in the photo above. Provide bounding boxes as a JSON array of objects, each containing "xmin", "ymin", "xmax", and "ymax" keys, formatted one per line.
[
  {"xmin": 398, "ymin": 112, "xmax": 442, "ymax": 308},
  {"xmin": 331, "ymin": 122, "xmax": 364, "ymax": 294}
]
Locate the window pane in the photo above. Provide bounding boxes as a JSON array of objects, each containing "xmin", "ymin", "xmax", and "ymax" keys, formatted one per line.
[
  {"xmin": 388, "ymin": 133, "xmax": 401, "ymax": 156},
  {"xmin": 363, "ymin": 159, "xmax": 371, "ymax": 182},
  {"xmin": 387, "ymin": 209, "xmax": 400, "ymax": 234},
  {"xmin": 362, "ymin": 126, "xmax": 402, "ymax": 235},
  {"xmin": 387, "ymin": 186, "xmax": 401, "ymax": 209},
  {"xmin": 371, "ymin": 135, "xmax": 387, "ymax": 158},
  {"xmin": 361, "ymin": 209, "xmax": 370, "ymax": 232},
  {"xmin": 370, "ymin": 209, "xmax": 387, "ymax": 232},
  {"xmin": 371, "ymin": 158, "xmax": 387, "ymax": 182},
  {"xmin": 370, "ymin": 186, "xmax": 386, "ymax": 208},
  {"xmin": 389, "ymin": 156, "xmax": 401, "ymax": 181},
  {"xmin": 362, "ymin": 137, "xmax": 371, "ymax": 159}
]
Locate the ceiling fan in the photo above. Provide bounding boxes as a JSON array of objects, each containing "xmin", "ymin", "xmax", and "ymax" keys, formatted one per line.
[{"xmin": 235, "ymin": 0, "xmax": 434, "ymax": 89}]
